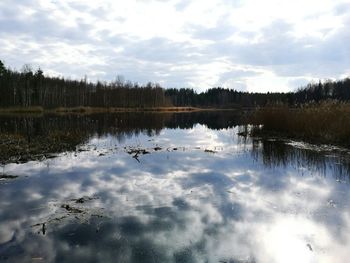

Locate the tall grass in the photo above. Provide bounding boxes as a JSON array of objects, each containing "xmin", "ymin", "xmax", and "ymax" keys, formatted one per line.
[
  {"xmin": 250, "ymin": 101, "xmax": 350, "ymax": 146},
  {"xmin": 0, "ymin": 106, "xmax": 44, "ymax": 113},
  {"xmin": 0, "ymin": 106, "xmax": 199, "ymax": 114}
]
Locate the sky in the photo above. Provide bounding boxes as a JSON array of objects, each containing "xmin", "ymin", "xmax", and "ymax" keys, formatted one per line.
[{"xmin": 0, "ymin": 0, "xmax": 349, "ymax": 92}]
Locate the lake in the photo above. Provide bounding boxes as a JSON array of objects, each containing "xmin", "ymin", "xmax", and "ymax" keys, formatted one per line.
[{"xmin": 0, "ymin": 112, "xmax": 350, "ymax": 263}]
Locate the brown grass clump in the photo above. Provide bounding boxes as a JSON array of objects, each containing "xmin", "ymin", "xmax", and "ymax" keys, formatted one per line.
[
  {"xmin": 250, "ymin": 101, "xmax": 350, "ymax": 146},
  {"xmin": 0, "ymin": 106, "xmax": 44, "ymax": 113},
  {"xmin": 0, "ymin": 106, "xmax": 200, "ymax": 114},
  {"xmin": 0, "ymin": 130, "xmax": 86, "ymax": 164}
]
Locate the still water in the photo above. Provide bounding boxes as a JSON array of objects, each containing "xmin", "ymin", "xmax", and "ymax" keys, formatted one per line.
[{"xmin": 0, "ymin": 112, "xmax": 350, "ymax": 263}]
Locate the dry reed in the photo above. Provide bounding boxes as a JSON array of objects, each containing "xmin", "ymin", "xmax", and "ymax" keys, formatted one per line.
[{"xmin": 250, "ymin": 101, "xmax": 350, "ymax": 146}]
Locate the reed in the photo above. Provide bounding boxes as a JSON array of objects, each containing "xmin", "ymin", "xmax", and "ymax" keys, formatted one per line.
[
  {"xmin": 250, "ymin": 101, "xmax": 350, "ymax": 146},
  {"xmin": 0, "ymin": 106, "xmax": 201, "ymax": 115},
  {"xmin": 0, "ymin": 106, "xmax": 44, "ymax": 113}
]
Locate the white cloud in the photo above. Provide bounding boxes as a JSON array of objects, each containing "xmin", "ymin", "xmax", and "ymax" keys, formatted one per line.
[{"xmin": 0, "ymin": 0, "xmax": 349, "ymax": 92}]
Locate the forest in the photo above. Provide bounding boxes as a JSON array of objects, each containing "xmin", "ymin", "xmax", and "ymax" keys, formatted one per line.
[
  {"xmin": 1, "ymin": 60, "xmax": 350, "ymax": 109},
  {"xmin": 0, "ymin": 60, "xmax": 169, "ymax": 109},
  {"xmin": 165, "ymin": 78, "xmax": 350, "ymax": 107}
]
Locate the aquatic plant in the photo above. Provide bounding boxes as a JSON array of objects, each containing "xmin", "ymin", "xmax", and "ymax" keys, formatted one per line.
[{"xmin": 250, "ymin": 100, "xmax": 350, "ymax": 146}]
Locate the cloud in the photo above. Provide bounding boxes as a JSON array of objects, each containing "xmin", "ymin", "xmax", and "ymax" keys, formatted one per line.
[
  {"xmin": 0, "ymin": 0, "xmax": 349, "ymax": 92},
  {"xmin": 187, "ymin": 16, "xmax": 237, "ymax": 41},
  {"xmin": 2, "ymin": 122, "xmax": 350, "ymax": 262}
]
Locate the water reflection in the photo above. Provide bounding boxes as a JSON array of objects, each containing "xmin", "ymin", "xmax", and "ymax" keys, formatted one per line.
[
  {"xmin": 0, "ymin": 111, "xmax": 242, "ymax": 164},
  {"xmin": 0, "ymin": 112, "xmax": 349, "ymax": 262},
  {"xmin": 252, "ymin": 139, "xmax": 350, "ymax": 182}
]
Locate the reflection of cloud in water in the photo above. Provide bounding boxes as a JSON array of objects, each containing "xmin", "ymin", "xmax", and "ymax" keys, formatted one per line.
[{"xmin": 1, "ymin": 124, "xmax": 350, "ymax": 262}]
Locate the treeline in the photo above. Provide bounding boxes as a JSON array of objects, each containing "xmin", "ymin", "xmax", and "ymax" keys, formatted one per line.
[
  {"xmin": 165, "ymin": 88, "xmax": 289, "ymax": 107},
  {"xmin": 0, "ymin": 60, "xmax": 169, "ymax": 109},
  {"xmin": 293, "ymin": 79, "xmax": 350, "ymax": 104},
  {"xmin": 1, "ymin": 60, "xmax": 350, "ymax": 109},
  {"xmin": 165, "ymin": 78, "xmax": 350, "ymax": 107}
]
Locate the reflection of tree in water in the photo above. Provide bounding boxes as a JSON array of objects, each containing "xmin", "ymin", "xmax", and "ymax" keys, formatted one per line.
[
  {"xmin": 165, "ymin": 110, "xmax": 244, "ymax": 130},
  {"xmin": 4, "ymin": 111, "xmax": 349, "ymax": 182},
  {"xmin": 0, "ymin": 113, "xmax": 171, "ymax": 164},
  {"xmin": 251, "ymin": 139, "xmax": 350, "ymax": 181},
  {"xmin": 0, "ymin": 115, "xmax": 88, "ymax": 164},
  {"xmin": 0, "ymin": 111, "xmax": 244, "ymax": 164}
]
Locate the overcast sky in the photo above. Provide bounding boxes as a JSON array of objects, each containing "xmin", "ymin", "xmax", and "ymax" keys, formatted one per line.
[{"xmin": 0, "ymin": 0, "xmax": 349, "ymax": 92}]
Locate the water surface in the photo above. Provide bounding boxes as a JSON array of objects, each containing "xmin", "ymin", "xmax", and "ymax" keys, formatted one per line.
[{"xmin": 1, "ymin": 112, "xmax": 350, "ymax": 263}]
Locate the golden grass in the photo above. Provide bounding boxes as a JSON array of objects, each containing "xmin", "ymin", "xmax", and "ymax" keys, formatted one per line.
[
  {"xmin": 0, "ymin": 106, "xmax": 201, "ymax": 114},
  {"xmin": 250, "ymin": 101, "xmax": 350, "ymax": 146},
  {"xmin": 53, "ymin": 106, "xmax": 200, "ymax": 113},
  {"xmin": 0, "ymin": 106, "xmax": 44, "ymax": 113}
]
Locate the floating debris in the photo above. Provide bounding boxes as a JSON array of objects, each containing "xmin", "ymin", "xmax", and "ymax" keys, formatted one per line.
[
  {"xmin": 31, "ymin": 196, "xmax": 106, "ymax": 235},
  {"xmin": 125, "ymin": 147, "xmax": 151, "ymax": 162},
  {"xmin": 307, "ymin": 243, "xmax": 313, "ymax": 251},
  {"xmin": 0, "ymin": 174, "xmax": 18, "ymax": 180},
  {"xmin": 61, "ymin": 204, "xmax": 84, "ymax": 214},
  {"xmin": 42, "ymin": 223, "xmax": 46, "ymax": 235},
  {"xmin": 31, "ymin": 223, "xmax": 47, "ymax": 235},
  {"xmin": 204, "ymin": 149, "xmax": 217, "ymax": 153},
  {"xmin": 126, "ymin": 148, "xmax": 150, "ymax": 155},
  {"xmin": 327, "ymin": 199, "xmax": 336, "ymax": 208},
  {"xmin": 73, "ymin": 196, "xmax": 99, "ymax": 204}
]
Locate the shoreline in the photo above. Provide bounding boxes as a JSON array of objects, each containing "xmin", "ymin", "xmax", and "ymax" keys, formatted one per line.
[
  {"xmin": 0, "ymin": 106, "xmax": 242, "ymax": 115},
  {"xmin": 249, "ymin": 103, "xmax": 350, "ymax": 148}
]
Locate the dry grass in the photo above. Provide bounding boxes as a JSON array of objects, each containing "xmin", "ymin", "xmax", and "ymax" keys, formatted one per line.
[
  {"xmin": 0, "ymin": 130, "xmax": 85, "ymax": 164},
  {"xmin": 53, "ymin": 107, "xmax": 103, "ymax": 113},
  {"xmin": 250, "ymin": 101, "xmax": 350, "ymax": 146},
  {"xmin": 53, "ymin": 106, "xmax": 200, "ymax": 113},
  {"xmin": 0, "ymin": 106, "xmax": 200, "ymax": 114},
  {"xmin": 0, "ymin": 106, "xmax": 44, "ymax": 113}
]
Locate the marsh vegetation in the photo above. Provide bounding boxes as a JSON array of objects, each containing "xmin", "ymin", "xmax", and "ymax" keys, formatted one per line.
[{"xmin": 250, "ymin": 101, "xmax": 350, "ymax": 146}]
